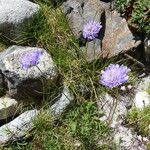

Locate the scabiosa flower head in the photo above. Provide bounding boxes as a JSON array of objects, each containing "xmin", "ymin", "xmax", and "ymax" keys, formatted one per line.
[
  {"xmin": 99, "ymin": 64, "xmax": 131, "ymax": 88},
  {"xmin": 19, "ymin": 49, "xmax": 43, "ymax": 69},
  {"xmin": 82, "ymin": 20, "xmax": 102, "ymax": 40}
]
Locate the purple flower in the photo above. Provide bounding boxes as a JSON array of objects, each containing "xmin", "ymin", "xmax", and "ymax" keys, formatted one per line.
[
  {"xmin": 19, "ymin": 49, "xmax": 43, "ymax": 69},
  {"xmin": 99, "ymin": 64, "xmax": 131, "ymax": 88},
  {"xmin": 82, "ymin": 21, "xmax": 102, "ymax": 40}
]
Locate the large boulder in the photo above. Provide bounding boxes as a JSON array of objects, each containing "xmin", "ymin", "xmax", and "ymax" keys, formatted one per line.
[
  {"xmin": 0, "ymin": 46, "xmax": 57, "ymax": 100},
  {"xmin": 61, "ymin": 0, "xmax": 142, "ymax": 61},
  {"xmin": 0, "ymin": 0, "xmax": 40, "ymax": 40}
]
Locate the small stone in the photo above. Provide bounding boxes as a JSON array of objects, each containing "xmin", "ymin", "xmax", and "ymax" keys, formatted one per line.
[
  {"xmin": 74, "ymin": 140, "xmax": 82, "ymax": 147},
  {"xmin": 134, "ymin": 91, "xmax": 150, "ymax": 109},
  {"xmin": 121, "ymin": 86, "xmax": 126, "ymax": 91},
  {"xmin": 0, "ymin": 110, "xmax": 38, "ymax": 145},
  {"xmin": 127, "ymin": 85, "xmax": 132, "ymax": 90},
  {"xmin": 50, "ymin": 85, "xmax": 74, "ymax": 116},
  {"xmin": 0, "ymin": 97, "xmax": 18, "ymax": 120}
]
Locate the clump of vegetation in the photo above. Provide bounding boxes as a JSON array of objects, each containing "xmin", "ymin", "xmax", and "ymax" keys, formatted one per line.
[
  {"xmin": 126, "ymin": 106, "xmax": 150, "ymax": 137},
  {"xmin": 115, "ymin": 0, "xmax": 150, "ymax": 34},
  {"xmin": 4, "ymin": 102, "xmax": 116, "ymax": 150}
]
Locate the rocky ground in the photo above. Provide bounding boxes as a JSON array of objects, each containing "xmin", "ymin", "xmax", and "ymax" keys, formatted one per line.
[{"xmin": 0, "ymin": 0, "xmax": 150, "ymax": 149}]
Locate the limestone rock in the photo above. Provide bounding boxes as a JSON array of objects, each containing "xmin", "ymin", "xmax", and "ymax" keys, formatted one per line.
[
  {"xmin": 113, "ymin": 125, "xmax": 148, "ymax": 150},
  {"xmin": 50, "ymin": 85, "xmax": 74, "ymax": 116},
  {"xmin": 0, "ymin": 0, "xmax": 40, "ymax": 40},
  {"xmin": 98, "ymin": 93, "xmax": 130, "ymax": 128},
  {"xmin": 0, "ymin": 97, "xmax": 18, "ymax": 120},
  {"xmin": 134, "ymin": 76, "xmax": 150, "ymax": 109},
  {"xmin": 0, "ymin": 46, "xmax": 57, "ymax": 99},
  {"xmin": 134, "ymin": 91, "xmax": 150, "ymax": 109},
  {"xmin": 0, "ymin": 110, "xmax": 38, "ymax": 145},
  {"xmin": 0, "ymin": 85, "xmax": 74, "ymax": 145},
  {"xmin": 98, "ymin": 92, "xmax": 149, "ymax": 149}
]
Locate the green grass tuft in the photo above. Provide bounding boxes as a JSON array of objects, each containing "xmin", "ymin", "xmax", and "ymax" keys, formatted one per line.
[
  {"xmin": 126, "ymin": 106, "xmax": 150, "ymax": 137},
  {"xmin": 115, "ymin": 0, "xmax": 150, "ymax": 34}
]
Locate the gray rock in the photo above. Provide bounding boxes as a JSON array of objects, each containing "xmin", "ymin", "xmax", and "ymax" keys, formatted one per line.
[
  {"xmin": 0, "ymin": 0, "xmax": 40, "ymax": 40},
  {"xmin": 0, "ymin": 46, "xmax": 57, "ymax": 99},
  {"xmin": 50, "ymin": 85, "xmax": 74, "ymax": 116},
  {"xmin": 0, "ymin": 109, "xmax": 38, "ymax": 145},
  {"xmin": 98, "ymin": 93, "xmax": 129, "ymax": 128},
  {"xmin": 113, "ymin": 125, "xmax": 148, "ymax": 150},
  {"xmin": 0, "ymin": 97, "xmax": 18, "ymax": 120},
  {"xmin": 0, "ymin": 85, "xmax": 74, "ymax": 145},
  {"xmin": 98, "ymin": 92, "xmax": 149, "ymax": 149},
  {"xmin": 99, "ymin": 4, "xmax": 141, "ymax": 57},
  {"xmin": 61, "ymin": 0, "xmax": 104, "ymax": 61}
]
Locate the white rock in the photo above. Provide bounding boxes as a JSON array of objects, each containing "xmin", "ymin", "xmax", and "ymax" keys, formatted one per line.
[
  {"xmin": 136, "ymin": 76, "xmax": 150, "ymax": 91},
  {"xmin": 134, "ymin": 91, "xmax": 150, "ymax": 109},
  {"xmin": 50, "ymin": 85, "xmax": 74, "ymax": 116},
  {"xmin": 0, "ymin": 0, "xmax": 40, "ymax": 40},
  {"xmin": 98, "ymin": 93, "xmax": 127, "ymax": 127},
  {"xmin": 113, "ymin": 125, "xmax": 148, "ymax": 150},
  {"xmin": 0, "ymin": 46, "xmax": 57, "ymax": 99},
  {"xmin": 0, "ymin": 110, "xmax": 38, "ymax": 145},
  {"xmin": 0, "ymin": 85, "xmax": 74, "ymax": 145},
  {"xmin": 120, "ymin": 86, "xmax": 126, "ymax": 91},
  {"xmin": 127, "ymin": 85, "xmax": 132, "ymax": 89},
  {"xmin": 0, "ymin": 97, "xmax": 18, "ymax": 120}
]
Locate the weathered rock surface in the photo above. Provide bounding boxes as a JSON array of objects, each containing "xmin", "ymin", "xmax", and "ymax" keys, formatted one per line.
[
  {"xmin": 0, "ymin": 97, "xmax": 18, "ymax": 120},
  {"xmin": 98, "ymin": 91, "xmax": 149, "ymax": 149},
  {"xmin": 61, "ymin": 0, "xmax": 104, "ymax": 61},
  {"xmin": 0, "ymin": 109, "xmax": 38, "ymax": 145},
  {"xmin": 101, "ymin": 9, "xmax": 141, "ymax": 58},
  {"xmin": 0, "ymin": 0, "xmax": 40, "ymax": 40},
  {"xmin": 0, "ymin": 46, "xmax": 57, "ymax": 99},
  {"xmin": 62, "ymin": 0, "xmax": 142, "ymax": 61},
  {"xmin": 134, "ymin": 76, "xmax": 150, "ymax": 109},
  {"xmin": 0, "ymin": 85, "xmax": 74, "ymax": 145},
  {"xmin": 113, "ymin": 125, "xmax": 148, "ymax": 150},
  {"xmin": 50, "ymin": 85, "xmax": 74, "ymax": 116},
  {"xmin": 98, "ymin": 93, "xmax": 132, "ymax": 128}
]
